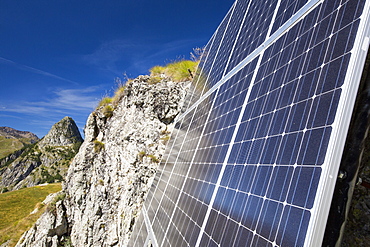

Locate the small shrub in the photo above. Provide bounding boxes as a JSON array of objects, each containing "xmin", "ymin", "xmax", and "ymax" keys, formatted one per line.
[
  {"xmin": 72, "ymin": 142, "xmax": 82, "ymax": 153},
  {"xmin": 53, "ymin": 192, "xmax": 66, "ymax": 203},
  {"xmin": 40, "ymin": 167, "xmax": 55, "ymax": 184},
  {"xmin": 54, "ymin": 172, "xmax": 63, "ymax": 182},
  {"xmin": 98, "ymin": 97, "xmax": 113, "ymax": 107},
  {"xmin": 93, "ymin": 140, "xmax": 105, "ymax": 153},
  {"xmin": 61, "ymin": 236, "xmax": 73, "ymax": 247},
  {"xmin": 46, "ymin": 192, "xmax": 66, "ymax": 215},
  {"xmin": 112, "ymin": 85, "xmax": 126, "ymax": 105},
  {"xmin": 165, "ymin": 60, "xmax": 199, "ymax": 82},
  {"xmin": 103, "ymin": 105, "xmax": 114, "ymax": 118}
]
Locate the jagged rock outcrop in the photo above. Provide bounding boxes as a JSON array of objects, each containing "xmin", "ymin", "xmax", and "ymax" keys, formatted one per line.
[
  {"xmin": 16, "ymin": 76, "xmax": 190, "ymax": 247},
  {"xmin": 0, "ymin": 117, "xmax": 83, "ymax": 192}
]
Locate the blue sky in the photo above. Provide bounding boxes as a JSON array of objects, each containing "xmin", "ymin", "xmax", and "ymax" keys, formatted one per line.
[{"xmin": 0, "ymin": 0, "xmax": 234, "ymax": 138}]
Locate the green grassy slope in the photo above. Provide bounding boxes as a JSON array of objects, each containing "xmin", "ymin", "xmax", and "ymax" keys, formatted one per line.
[
  {"xmin": 0, "ymin": 136, "xmax": 27, "ymax": 159},
  {"xmin": 0, "ymin": 136, "xmax": 38, "ymax": 160},
  {"xmin": 0, "ymin": 183, "xmax": 62, "ymax": 246}
]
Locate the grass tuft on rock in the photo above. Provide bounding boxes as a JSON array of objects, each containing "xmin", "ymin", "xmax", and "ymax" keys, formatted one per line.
[
  {"xmin": 149, "ymin": 60, "xmax": 199, "ymax": 82},
  {"xmin": 93, "ymin": 140, "xmax": 105, "ymax": 153}
]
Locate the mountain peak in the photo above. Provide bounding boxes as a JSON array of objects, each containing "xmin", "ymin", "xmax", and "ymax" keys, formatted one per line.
[{"xmin": 39, "ymin": 116, "xmax": 83, "ymax": 147}]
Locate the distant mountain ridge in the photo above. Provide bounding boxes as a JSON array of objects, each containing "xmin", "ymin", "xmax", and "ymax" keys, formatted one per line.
[
  {"xmin": 0, "ymin": 127, "xmax": 39, "ymax": 159},
  {"xmin": 0, "ymin": 127, "xmax": 39, "ymax": 142}
]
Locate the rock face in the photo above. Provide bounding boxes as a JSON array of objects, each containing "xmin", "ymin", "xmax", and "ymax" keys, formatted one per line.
[
  {"xmin": 0, "ymin": 117, "xmax": 83, "ymax": 192},
  {"xmin": 16, "ymin": 192, "xmax": 69, "ymax": 247},
  {"xmin": 16, "ymin": 76, "xmax": 189, "ymax": 247}
]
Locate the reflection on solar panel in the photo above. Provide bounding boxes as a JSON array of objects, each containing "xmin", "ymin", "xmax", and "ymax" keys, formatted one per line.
[{"xmin": 130, "ymin": 0, "xmax": 370, "ymax": 246}]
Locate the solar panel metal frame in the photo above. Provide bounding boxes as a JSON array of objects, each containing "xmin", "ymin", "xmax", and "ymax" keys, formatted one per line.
[{"xmin": 129, "ymin": 0, "xmax": 370, "ymax": 246}]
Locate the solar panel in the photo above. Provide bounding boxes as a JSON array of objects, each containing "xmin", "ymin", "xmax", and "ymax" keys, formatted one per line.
[{"xmin": 129, "ymin": 0, "xmax": 370, "ymax": 246}]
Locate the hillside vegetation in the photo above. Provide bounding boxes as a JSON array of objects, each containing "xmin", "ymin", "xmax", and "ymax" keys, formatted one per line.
[
  {"xmin": 0, "ymin": 127, "xmax": 39, "ymax": 159},
  {"xmin": 0, "ymin": 137, "xmax": 36, "ymax": 160},
  {"xmin": 0, "ymin": 183, "xmax": 62, "ymax": 246}
]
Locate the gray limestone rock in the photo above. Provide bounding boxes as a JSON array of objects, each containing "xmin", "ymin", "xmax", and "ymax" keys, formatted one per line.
[{"xmin": 17, "ymin": 76, "xmax": 189, "ymax": 246}]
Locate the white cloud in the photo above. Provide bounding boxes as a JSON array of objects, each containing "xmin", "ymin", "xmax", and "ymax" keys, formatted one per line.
[{"xmin": 0, "ymin": 86, "xmax": 101, "ymax": 117}]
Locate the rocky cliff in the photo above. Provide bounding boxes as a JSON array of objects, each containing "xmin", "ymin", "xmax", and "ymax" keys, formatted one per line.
[
  {"xmin": 0, "ymin": 117, "xmax": 83, "ymax": 192},
  {"xmin": 16, "ymin": 76, "xmax": 189, "ymax": 247}
]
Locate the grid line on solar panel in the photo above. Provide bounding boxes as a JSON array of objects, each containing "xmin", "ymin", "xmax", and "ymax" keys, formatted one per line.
[
  {"xmin": 194, "ymin": 1, "xmax": 287, "ymax": 244},
  {"xmin": 178, "ymin": 0, "xmax": 323, "ymax": 123},
  {"xmin": 271, "ymin": 0, "xmax": 310, "ymax": 33},
  {"xmin": 225, "ymin": 0, "xmax": 280, "ymax": 73},
  {"xmin": 201, "ymin": 204, "xmax": 291, "ymax": 246},
  {"xmin": 149, "ymin": 69, "xmax": 256, "ymax": 245},
  {"xmin": 194, "ymin": 3, "xmax": 237, "ymax": 90},
  {"xmin": 305, "ymin": 1, "xmax": 370, "ymax": 245},
  {"xmin": 221, "ymin": 0, "xmax": 253, "ymax": 76},
  {"xmin": 153, "ymin": 185, "xmax": 210, "ymax": 245},
  {"xmin": 202, "ymin": 198, "xmax": 312, "ymax": 246}
]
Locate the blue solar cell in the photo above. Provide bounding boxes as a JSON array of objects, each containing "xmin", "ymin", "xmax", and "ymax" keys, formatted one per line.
[
  {"xmin": 238, "ymin": 165, "xmax": 257, "ymax": 192},
  {"xmin": 269, "ymin": 107, "xmax": 290, "ymax": 135},
  {"xmin": 266, "ymin": 166, "xmax": 294, "ymax": 201},
  {"xmin": 317, "ymin": 55, "xmax": 350, "ymax": 94},
  {"xmin": 276, "ymin": 206, "xmax": 310, "ymax": 246},
  {"xmin": 277, "ymin": 132, "xmax": 304, "ymax": 165},
  {"xmin": 287, "ymin": 166, "xmax": 322, "ymax": 208},
  {"xmin": 271, "ymin": 0, "xmax": 308, "ymax": 33},
  {"xmin": 241, "ymin": 195, "xmax": 264, "ymax": 230},
  {"xmin": 298, "ymin": 127, "xmax": 332, "ymax": 165},
  {"xmin": 234, "ymin": 227, "xmax": 254, "ymax": 246},
  {"xmin": 227, "ymin": 0, "xmax": 279, "ymax": 69},
  {"xmin": 230, "ymin": 191, "xmax": 248, "ymax": 221},
  {"xmin": 260, "ymin": 136, "xmax": 282, "ymax": 164}
]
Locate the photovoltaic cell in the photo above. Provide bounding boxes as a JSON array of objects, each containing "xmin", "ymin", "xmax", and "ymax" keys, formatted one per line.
[{"xmin": 129, "ymin": 0, "xmax": 370, "ymax": 246}]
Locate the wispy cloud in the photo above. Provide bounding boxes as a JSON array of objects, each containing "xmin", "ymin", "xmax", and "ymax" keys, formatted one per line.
[
  {"xmin": 0, "ymin": 86, "xmax": 101, "ymax": 117},
  {"xmin": 0, "ymin": 56, "xmax": 80, "ymax": 85},
  {"xmin": 41, "ymin": 87, "xmax": 100, "ymax": 111}
]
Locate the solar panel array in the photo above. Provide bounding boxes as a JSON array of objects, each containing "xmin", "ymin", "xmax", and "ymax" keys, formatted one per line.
[{"xmin": 129, "ymin": 0, "xmax": 370, "ymax": 246}]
